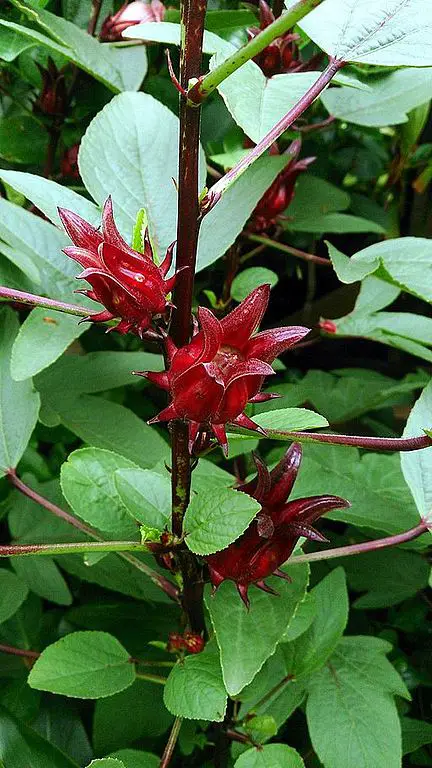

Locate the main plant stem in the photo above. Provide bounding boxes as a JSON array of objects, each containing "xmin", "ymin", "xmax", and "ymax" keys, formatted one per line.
[{"xmin": 170, "ymin": 0, "xmax": 207, "ymax": 636}]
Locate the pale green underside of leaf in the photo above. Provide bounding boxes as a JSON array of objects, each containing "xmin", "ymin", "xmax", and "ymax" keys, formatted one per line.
[
  {"xmin": 0, "ymin": 308, "xmax": 40, "ymax": 476},
  {"xmin": 401, "ymin": 380, "xmax": 432, "ymax": 523},
  {"xmin": 300, "ymin": 0, "xmax": 432, "ymax": 67},
  {"xmin": 322, "ymin": 68, "xmax": 432, "ymax": 128}
]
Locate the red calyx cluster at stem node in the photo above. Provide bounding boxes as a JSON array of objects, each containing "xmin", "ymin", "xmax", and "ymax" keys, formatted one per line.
[
  {"xmin": 136, "ymin": 284, "xmax": 309, "ymax": 455},
  {"xmin": 167, "ymin": 632, "xmax": 205, "ymax": 654},
  {"xmin": 58, "ymin": 197, "xmax": 178, "ymax": 338},
  {"xmin": 248, "ymin": 140, "xmax": 315, "ymax": 232},
  {"xmin": 100, "ymin": 0, "xmax": 165, "ymax": 41},
  {"xmin": 61, "ymin": 144, "xmax": 80, "ymax": 180},
  {"xmin": 247, "ymin": 0, "xmax": 304, "ymax": 77},
  {"xmin": 35, "ymin": 58, "xmax": 67, "ymax": 117},
  {"xmin": 206, "ymin": 443, "xmax": 350, "ymax": 608}
]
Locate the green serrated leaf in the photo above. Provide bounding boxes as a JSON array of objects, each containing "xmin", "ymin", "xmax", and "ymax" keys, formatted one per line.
[
  {"xmin": 164, "ymin": 642, "xmax": 227, "ymax": 721},
  {"xmin": 28, "ymin": 631, "xmax": 135, "ymax": 699},
  {"xmin": 184, "ymin": 487, "xmax": 260, "ymax": 555},
  {"xmin": 234, "ymin": 744, "xmax": 305, "ymax": 767},
  {"xmin": 114, "ymin": 468, "xmax": 171, "ymax": 529},
  {"xmin": 306, "ymin": 636, "xmax": 410, "ymax": 768},
  {"xmin": 0, "ymin": 570, "xmax": 29, "ymax": 624},
  {"xmin": 206, "ymin": 563, "xmax": 309, "ymax": 696}
]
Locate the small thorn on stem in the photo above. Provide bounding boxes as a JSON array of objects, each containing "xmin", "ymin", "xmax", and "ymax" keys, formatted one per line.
[{"xmin": 166, "ymin": 49, "xmax": 188, "ymax": 98}]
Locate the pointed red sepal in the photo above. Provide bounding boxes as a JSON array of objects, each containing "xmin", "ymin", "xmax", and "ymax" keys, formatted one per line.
[
  {"xmin": 238, "ymin": 452, "xmax": 271, "ymax": 501},
  {"xmin": 245, "ymin": 326, "xmax": 310, "ymax": 362},
  {"xmin": 148, "ymin": 403, "xmax": 178, "ymax": 424},
  {"xmin": 101, "ymin": 196, "xmax": 130, "ymax": 253},
  {"xmin": 289, "ymin": 523, "xmax": 330, "ymax": 543},
  {"xmin": 134, "ymin": 370, "xmax": 170, "ymax": 390},
  {"xmin": 159, "ymin": 241, "xmax": 175, "ymax": 277},
  {"xmin": 63, "ymin": 246, "xmax": 100, "ymax": 269},
  {"xmin": 248, "ymin": 392, "xmax": 282, "ymax": 403},
  {"xmin": 237, "ymin": 583, "xmax": 250, "ymax": 609},
  {"xmin": 256, "ymin": 580, "xmax": 279, "ymax": 596},
  {"xmin": 225, "ymin": 358, "xmax": 275, "ymax": 387},
  {"xmin": 220, "ymin": 284, "xmax": 270, "ymax": 347},
  {"xmin": 231, "ymin": 413, "xmax": 267, "ymax": 436},
  {"xmin": 273, "ymin": 568, "xmax": 292, "ymax": 582},
  {"xmin": 211, "ymin": 423, "xmax": 228, "ymax": 456},
  {"xmin": 266, "ymin": 442, "xmax": 302, "ymax": 506},
  {"xmin": 197, "ymin": 307, "xmax": 223, "ymax": 362},
  {"xmin": 58, "ymin": 207, "xmax": 103, "ymax": 251},
  {"xmin": 279, "ymin": 495, "xmax": 350, "ymax": 527}
]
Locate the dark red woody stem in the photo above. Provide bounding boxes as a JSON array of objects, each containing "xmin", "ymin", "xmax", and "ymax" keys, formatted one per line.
[
  {"xmin": 289, "ymin": 520, "xmax": 430, "ymax": 564},
  {"xmin": 6, "ymin": 470, "xmax": 179, "ymax": 602},
  {"xmin": 169, "ymin": 0, "xmax": 208, "ymax": 637},
  {"xmin": 0, "ymin": 644, "xmax": 40, "ymax": 660}
]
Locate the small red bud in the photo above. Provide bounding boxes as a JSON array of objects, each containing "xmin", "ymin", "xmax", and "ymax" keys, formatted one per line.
[
  {"xmin": 183, "ymin": 632, "xmax": 205, "ymax": 654},
  {"xmin": 61, "ymin": 144, "xmax": 80, "ymax": 180},
  {"xmin": 167, "ymin": 633, "xmax": 185, "ymax": 652},
  {"xmin": 319, "ymin": 319, "xmax": 338, "ymax": 334}
]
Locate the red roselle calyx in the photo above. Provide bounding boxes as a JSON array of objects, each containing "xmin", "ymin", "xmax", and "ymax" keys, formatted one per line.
[
  {"xmin": 35, "ymin": 58, "xmax": 67, "ymax": 117},
  {"xmin": 61, "ymin": 144, "xmax": 80, "ymax": 180},
  {"xmin": 100, "ymin": 0, "xmax": 165, "ymax": 41},
  {"xmin": 206, "ymin": 443, "xmax": 350, "ymax": 608},
  {"xmin": 167, "ymin": 632, "xmax": 205, "ymax": 654},
  {"xmin": 58, "ymin": 197, "xmax": 177, "ymax": 337},
  {"xmin": 248, "ymin": 0, "xmax": 302, "ymax": 77},
  {"xmin": 137, "ymin": 285, "xmax": 309, "ymax": 454},
  {"xmin": 249, "ymin": 140, "xmax": 315, "ymax": 232}
]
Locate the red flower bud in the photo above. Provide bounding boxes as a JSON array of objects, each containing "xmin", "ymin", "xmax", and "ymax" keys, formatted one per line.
[
  {"xmin": 137, "ymin": 285, "xmax": 309, "ymax": 454},
  {"xmin": 35, "ymin": 58, "xmax": 67, "ymax": 117},
  {"xmin": 58, "ymin": 197, "xmax": 177, "ymax": 337},
  {"xmin": 100, "ymin": 0, "xmax": 165, "ymax": 41},
  {"xmin": 167, "ymin": 632, "xmax": 185, "ymax": 652},
  {"xmin": 319, "ymin": 319, "xmax": 338, "ymax": 334},
  {"xmin": 205, "ymin": 443, "xmax": 350, "ymax": 607},
  {"xmin": 183, "ymin": 632, "xmax": 205, "ymax": 654},
  {"xmin": 249, "ymin": 141, "xmax": 316, "ymax": 232},
  {"xmin": 61, "ymin": 144, "xmax": 80, "ymax": 180}
]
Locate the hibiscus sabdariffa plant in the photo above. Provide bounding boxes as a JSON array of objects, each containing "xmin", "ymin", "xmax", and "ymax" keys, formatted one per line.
[{"xmin": 1, "ymin": 0, "xmax": 432, "ymax": 766}]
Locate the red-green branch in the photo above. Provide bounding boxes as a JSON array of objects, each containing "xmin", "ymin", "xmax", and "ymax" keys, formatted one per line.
[
  {"xmin": 203, "ymin": 58, "xmax": 344, "ymax": 204},
  {"xmin": 160, "ymin": 716, "xmax": 183, "ymax": 768},
  {"xmin": 0, "ymin": 644, "xmax": 40, "ymax": 660},
  {"xmin": 6, "ymin": 470, "xmax": 179, "ymax": 603},
  {"xmin": 246, "ymin": 235, "xmax": 332, "ymax": 266},
  {"xmin": 286, "ymin": 431, "xmax": 432, "ymax": 452},
  {"xmin": 0, "ymin": 286, "xmax": 92, "ymax": 317},
  {"xmin": 289, "ymin": 520, "xmax": 430, "ymax": 564}
]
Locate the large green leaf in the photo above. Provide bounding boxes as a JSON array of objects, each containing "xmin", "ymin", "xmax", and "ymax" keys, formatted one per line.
[
  {"xmin": 114, "ymin": 468, "xmax": 171, "ymax": 529},
  {"xmin": 109, "ymin": 752, "xmax": 159, "ymax": 768},
  {"xmin": 0, "ymin": 26, "xmax": 35, "ymax": 60},
  {"xmin": 93, "ymin": 679, "xmax": 172, "ymax": 754},
  {"xmin": 328, "ymin": 235, "xmax": 432, "ymax": 304},
  {"xmin": 0, "ymin": 170, "xmax": 100, "ymax": 229},
  {"xmin": 322, "ymin": 68, "xmax": 432, "ymax": 128},
  {"xmin": 55, "ymin": 395, "xmax": 169, "ymax": 468},
  {"xmin": 300, "ymin": 0, "xmax": 432, "ymax": 66},
  {"xmin": 0, "ymin": 116, "xmax": 47, "ymax": 164},
  {"xmin": 401, "ymin": 380, "xmax": 432, "ymax": 525},
  {"xmin": 87, "ymin": 762, "xmax": 125, "ymax": 768},
  {"xmin": 234, "ymin": 745, "xmax": 305, "ymax": 768},
  {"xmin": 205, "ymin": 563, "xmax": 309, "ymax": 696},
  {"xmin": 28, "ymin": 631, "xmax": 135, "ymax": 699},
  {"xmin": 184, "ymin": 487, "xmax": 260, "ymax": 555},
  {"xmin": 0, "ymin": 308, "xmax": 40, "ymax": 476},
  {"xmin": 11, "ymin": 556, "xmax": 72, "ymax": 606},
  {"xmin": 164, "ymin": 641, "xmax": 227, "ymax": 721},
  {"xmin": 11, "ymin": 310, "xmax": 86, "ymax": 381},
  {"xmin": 401, "ymin": 718, "xmax": 432, "ymax": 755},
  {"xmin": 0, "ymin": 570, "xmax": 28, "ymax": 624},
  {"xmin": 341, "ymin": 547, "xmax": 430, "ymax": 608},
  {"xmin": 60, "ymin": 448, "xmax": 139, "ymax": 536},
  {"xmin": 306, "ymin": 637, "xmax": 410, "ymax": 768},
  {"xmin": 0, "ymin": 706, "xmax": 78, "ymax": 768},
  {"xmin": 5, "ymin": 1, "xmax": 147, "ymax": 92},
  {"xmin": 283, "ymin": 568, "xmax": 348, "ymax": 679}
]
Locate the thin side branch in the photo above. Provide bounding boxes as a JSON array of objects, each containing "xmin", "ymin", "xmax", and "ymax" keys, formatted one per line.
[
  {"xmin": 247, "ymin": 235, "xmax": 332, "ymax": 266},
  {"xmin": 286, "ymin": 431, "xmax": 432, "ymax": 452},
  {"xmin": 289, "ymin": 521, "xmax": 430, "ymax": 564},
  {"xmin": 0, "ymin": 286, "xmax": 92, "ymax": 317},
  {"xmin": 188, "ymin": 0, "xmax": 325, "ymax": 102},
  {"xmin": 160, "ymin": 716, "xmax": 183, "ymax": 768}
]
